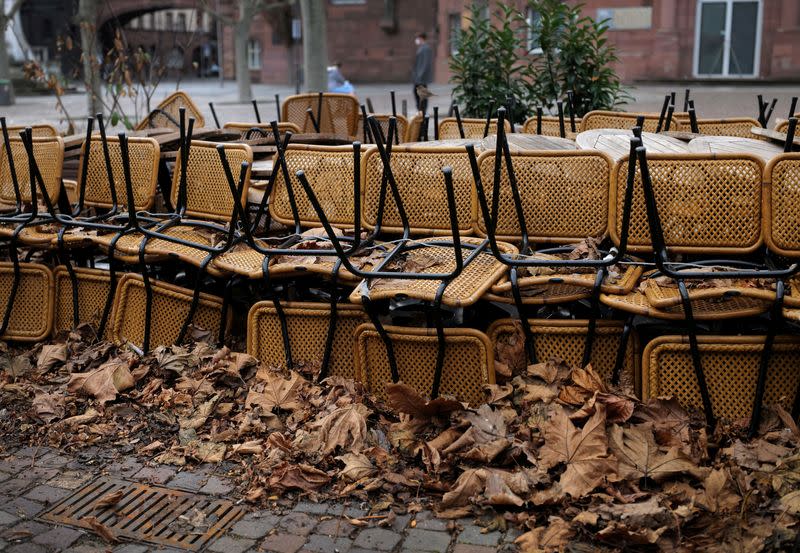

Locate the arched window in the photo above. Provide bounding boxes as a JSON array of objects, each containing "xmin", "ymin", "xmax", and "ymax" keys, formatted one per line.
[{"xmin": 247, "ymin": 39, "xmax": 262, "ymax": 70}]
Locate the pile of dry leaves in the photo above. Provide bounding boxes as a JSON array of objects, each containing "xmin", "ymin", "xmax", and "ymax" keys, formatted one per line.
[{"xmin": 1, "ymin": 327, "xmax": 799, "ymax": 552}]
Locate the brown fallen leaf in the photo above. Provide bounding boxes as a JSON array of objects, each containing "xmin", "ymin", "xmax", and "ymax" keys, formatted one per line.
[
  {"xmin": 81, "ymin": 516, "xmax": 118, "ymax": 544},
  {"xmin": 67, "ymin": 358, "xmax": 134, "ymax": 404},
  {"xmin": 609, "ymin": 424, "xmax": 701, "ymax": 482},
  {"xmin": 515, "ymin": 516, "xmax": 574, "ymax": 552},
  {"xmin": 336, "ymin": 453, "xmax": 377, "ymax": 481},
  {"xmin": 444, "ymin": 404, "xmax": 509, "ymax": 463},
  {"xmin": 95, "ymin": 489, "xmax": 125, "ymax": 509},
  {"xmin": 269, "ymin": 462, "xmax": 330, "ymax": 492},
  {"xmin": 246, "ymin": 370, "xmax": 307, "ymax": 412},
  {"xmin": 31, "ymin": 392, "xmax": 64, "ymax": 423},
  {"xmin": 385, "ymin": 382, "xmax": 464, "ymax": 419},
  {"xmin": 37, "ymin": 344, "xmax": 67, "ymax": 372},
  {"xmin": 310, "ymin": 403, "xmax": 371, "ymax": 455},
  {"xmin": 539, "ymin": 405, "xmax": 616, "ymax": 498}
]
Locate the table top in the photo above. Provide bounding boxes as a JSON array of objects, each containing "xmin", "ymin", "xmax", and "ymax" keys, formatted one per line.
[
  {"xmin": 575, "ymin": 129, "xmax": 689, "ymax": 160},
  {"xmin": 687, "ymin": 136, "xmax": 784, "ymax": 161},
  {"xmin": 749, "ymin": 126, "xmax": 800, "ymax": 149},
  {"xmin": 406, "ymin": 133, "xmax": 577, "ymax": 152}
]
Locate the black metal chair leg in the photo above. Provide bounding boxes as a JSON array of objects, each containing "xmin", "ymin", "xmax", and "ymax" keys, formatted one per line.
[
  {"xmin": 509, "ymin": 267, "xmax": 537, "ymax": 365},
  {"xmin": 430, "ymin": 301, "xmax": 447, "ymax": 399},
  {"xmin": 97, "ymin": 237, "xmax": 123, "ymax": 339},
  {"xmin": 218, "ymin": 276, "xmax": 236, "ymax": 346},
  {"xmin": 140, "ymin": 259, "xmax": 153, "ymax": 353},
  {"xmin": 581, "ymin": 270, "xmax": 605, "ymax": 368},
  {"xmin": 176, "ymin": 255, "xmax": 214, "ymax": 345},
  {"xmin": 56, "ymin": 227, "xmax": 80, "ymax": 329},
  {"xmin": 748, "ymin": 280, "xmax": 785, "ymax": 438},
  {"xmin": 610, "ymin": 314, "xmax": 634, "ymax": 386},
  {"xmin": 0, "ymin": 239, "xmax": 21, "ymax": 336},
  {"xmin": 677, "ymin": 280, "xmax": 716, "ymax": 428},
  {"xmin": 318, "ymin": 260, "xmax": 343, "ymax": 382},
  {"xmin": 362, "ymin": 297, "xmax": 400, "ymax": 383}
]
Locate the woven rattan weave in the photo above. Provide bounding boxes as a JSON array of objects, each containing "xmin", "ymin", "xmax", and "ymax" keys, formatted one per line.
[
  {"xmin": 693, "ymin": 117, "xmax": 763, "ymax": 139},
  {"xmin": 580, "ymin": 111, "xmax": 683, "ymax": 133},
  {"xmin": 609, "ymin": 153, "xmax": 764, "ymax": 254},
  {"xmin": 354, "ymin": 323, "xmax": 494, "ymax": 405},
  {"xmin": 135, "ymin": 91, "xmax": 205, "ymax": 130},
  {"xmin": 475, "ymin": 149, "xmax": 613, "ymax": 242},
  {"xmin": 437, "ymin": 118, "xmax": 510, "ymax": 140},
  {"xmin": 356, "ymin": 115, "xmax": 409, "ymax": 144},
  {"xmin": 53, "ymin": 266, "xmax": 113, "ymax": 337},
  {"xmin": 642, "ymin": 335, "xmax": 800, "ymax": 420},
  {"xmin": 764, "ymin": 153, "xmax": 800, "ymax": 258},
  {"xmin": 0, "ymin": 261, "xmax": 53, "ymax": 342},
  {"xmin": 110, "ymin": 273, "xmax": 226, "ymax": 348},
  {"xmin": 486, "ymin": 318, "xmax": 639, "ymax": 393},
  {"xmin": 0, "ymin": 135, "xmax": 64, "ymax": 205},
  {"xmin": 223, "ymin": 122, "xmax": 302, "ymax": 138},
  {"xmin": 281, "ymin": 93, "xmax": 359, "ymax": 137},
  {"xmin": 522, "ymin": 116, "xmax": 581, "ymax": 137},
  {"xmin": 599, "ymin": 288, "xmax": 771, "ymax": 320},
  {"xmin": 247, "ymin": 301, "xmax": 368, "ymax": 379},
  {"xmin": 361, "ymin": 146, "xmax": 477, "ymax": 236}
]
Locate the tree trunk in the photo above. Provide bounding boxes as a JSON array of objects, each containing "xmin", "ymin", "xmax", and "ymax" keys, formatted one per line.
[
  {"xmin": 299, "ymin": 0, "xmax": 327, "ymax": 92},
  {"xmin": 235, "ymin": 1, "xmax": 255, "ymax": 103},
  {"xmin": 77, "ymin": 0, "xmax": 102, "ymax": 116},
  {"xmin": 0, "ymin": 16, "xmax": 14, "ymax": 105}
]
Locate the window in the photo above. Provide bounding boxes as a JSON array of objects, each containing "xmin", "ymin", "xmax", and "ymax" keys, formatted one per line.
[
  {"xmin": 165, "ymin": 12, "xmax": 173, "ymax": 31},
  {"xmin": 330, "ymin": 0, "xmax": 366, "ymax": 4},
  {"xmin": 247, "ymin": 39, "xmax": 262, "ymax": 70},
  {"xmin": 527, "ymin": 8, "xmax": 542, "ymax": 54},
  {"xmin": 144, "ymin": 13, "xmax": 153, "ymax": 30},
  {"xmin": 448, "ymin": 13, "xmax": 461, "ymax": 56},
  {"xmin": 177, "ymin": 12, "xmax": 187, "ymax": 32}
]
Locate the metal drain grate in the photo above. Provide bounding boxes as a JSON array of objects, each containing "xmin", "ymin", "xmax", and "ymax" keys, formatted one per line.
[{"xmin": 39, "ymin": 477, "xmax": 244, "ymax": 551}]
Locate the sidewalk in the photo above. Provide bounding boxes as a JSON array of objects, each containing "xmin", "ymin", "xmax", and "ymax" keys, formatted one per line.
[
  {"xmin": 2, "ymin": 80, "xmax": 798, "ymax": 132},
  {"xmin": 0, "ymin": 445, "xmax": 518, "ymax": 553}
]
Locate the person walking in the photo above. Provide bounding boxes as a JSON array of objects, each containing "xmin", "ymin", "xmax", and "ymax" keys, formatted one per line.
[{"xmin": 412, "ymin": 32, "xmax": 433, "ymax": 114}]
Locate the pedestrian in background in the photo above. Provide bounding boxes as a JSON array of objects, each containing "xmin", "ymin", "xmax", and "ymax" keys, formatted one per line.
[{"xmin": 412, "ymin": 32, "xmax": 433, "ymax": 114}]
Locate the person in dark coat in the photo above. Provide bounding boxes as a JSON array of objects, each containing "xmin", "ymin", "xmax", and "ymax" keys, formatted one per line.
[{"xmin": 412, "ymin": 32, "xmax": 433, "ymax": 114}]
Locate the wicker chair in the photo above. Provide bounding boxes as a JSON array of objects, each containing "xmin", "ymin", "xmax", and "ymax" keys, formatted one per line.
[
  {"xmin": 580, "ymin": 110, "xmax": 683, "ymax": 133},
  {"xmin": 281, "ymin": 93, "xmax": 359, "ymax": 137},
  {"xmin": 223, "ymin": 121, "xmax": 302, "ymax": 140},
  {"xmin": 135, "ymin": 91, "xmax": 205, "ymax": 130},
  {"xmin": 522, "ymin": 115, "xmax": 581, "ymax": 138},
  {"xmin": 601, "ymin": 147, "xmax": 797, "ymax": 432},
  {"xmin": 690, "ymin": 117, "xmax": 763, "ymax": 139},
  {"xmin": 356, "ymin": 114, "xmax": 409, "ymax": 145},
  {"xmin": 5, "ymin": 124, "xmax": 59, "ymax": 138}
]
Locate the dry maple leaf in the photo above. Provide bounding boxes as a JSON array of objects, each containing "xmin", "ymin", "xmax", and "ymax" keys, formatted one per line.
[
  {"xmin": 336, "ymin": 453, "xmax": 377, "ymax": 481},
  {"xmin": 67, "ymin": 358, "xmax": 135, "ymax": 404},
  {"xmin": 269, "ymin": 461, "xmax": 330, "ymax": 492},
  {"xmin": 246, "ymin": 371, "xmax": 306, "ymax": 412},
  {"xmin": 441, "ymin": 468, "xmax": 529, "ymax": 508},
  {"xmin": 444, "ymin": 405, "xmax": 510, "ymax": 463},
  {"xmin": 609, "ymin": 424, "xmax": 699, "ymax": 482},
  {"xmin": 81, "ymin": 516, "xmax": 118, "ymax": 543},
  {"xmin": 31, "ymin": 392, "xmax": 64, "ymax": 423},
  {"xmin": 515, "ymin": 516, "xmax": 574, "ymax": 552},
  {"xmin": 385, "ymin": 382, "xmax": 463, "ymax": 419},
  {"xmin": 37, "ymin": 344, "xmax": 67, "ymax": 372},
  {"xmin": 699, "ymin": 468, "xmax": 741, "ymax": 513},
  {"xmin": 95, "ymin": 489, "xmax": 124, "ymax": 508},
  {"xmin": 539, "ymin": 405, "xmax": 616, "ymax": 498},
  {"xmin": 311, "ymin": 403, "xmax": 371, "ymax": 454}
]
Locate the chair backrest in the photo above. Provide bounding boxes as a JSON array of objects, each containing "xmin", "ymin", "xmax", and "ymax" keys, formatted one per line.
[
  {"xmin": 281, "ymin": 93, "xmax": 359, "ymax": 137},
  {"xmin": 361, "ymin": 145, "xmax": 476, "ymax": 236},
  {"xmin": 691, "ymin": 117, "xmax": 763, "ymax": 139},
  {"xmin": 475, "ymin": 149, "xmax": 612, "ymax": 243},
  {"xmin": 404, "ymin": 113, "xmax": 427, "ymax": 142},
  {"xmin": 270, "ymin": 144, "xmax": 359, "ymax": 229},
  {"xmin": 764, "ymin": 152, "xmax": 800, "ymax": 258},
  {"xmin": 522, "ymin": 116, "xmax": 581, "ymax": 137},
  {"xmin": 76, "ymin": 135, "xmax": 160, "ymax": 211},
  {"xmin": 0, "ymin": 135, "xmax": 64, "ymax": 205},
  {"xmin": 7, "ymin": 124, "xmax": 59, "ymax": 138},
  {"xmin": 581, "ymin": 110, "xmax": 683, "ymax": 133},
  {"xmin": 223, "ymin": 121, "xmax": 302, "ymax": 139},
  {"xmin": 609, "ymin": 153, "xmax": 764, "ymax": 254},
  {"xmin": 775, "ymin": 119, "xmax": 789, "ymax": 133},
  {"xmin": 438, "ymin": 117, "xmax": 511, "ymax": 140},
  {"xmin": 356, "ymin": 114, "xmax": 409, "ymax": 144},
  {"xmin": 135, "ymin": 91, "xmax": 205, "ymax": 130},
  {"xmin": 170, "ymin": 140, "xmax": 252, "ymax": 222}
]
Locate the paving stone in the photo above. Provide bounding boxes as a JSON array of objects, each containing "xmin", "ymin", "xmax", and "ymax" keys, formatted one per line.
[
  {"xmin": 352, "ymin": 528, "xmax": 402, "ymax": 551},
  {"xmin": 47, "ymin": 471, "xmax": 93, "ymax": 490},
  {"xmin": 113, "ymin": 545, "xmax": 149, "ymax": 553},
  {"xmin": 229, "ymin": 516, "xmax": 278, "ymax": 539},
  {"xmin": 0, "ymin": 512, "xmax": 18, "ymax": 527},
  {"xmin": 2, "ymin": 520, "xmax": 51, "ymax": 540},
  {"xmin": 131, "ymin": 466, "xmax": 175, "ymax": 485},
  {"xmin": 413, "ymin": 516, "xmax": 448, "ymax": 531},
  {"xmin": 13, "ymin": 448, "xmax": 51, "ymax": 459},
  {"xmin": 457, "ymin": 525, "xmax": 502, "ymax": 546},
  {"xmin": 7, "ymin": 542, "xmax": 47, "ymax": 553},
  {"xmin": 0, "ymin": 480, "xmax": 31, "ymax": 496},
  {"xmin": 207, "ymin": 535, "xmax": 256, "ymax": 553},
  {"xmin": 105, "ymin": 459, "xmax": 144, "ymax": 478},
  {"xmin": 392, "ymin": 514, "xmax": 412, "ymax": 532},
  {"xmin": 0, "ymin": 473, "xmax": 10, "ymax": 484},
  {"xmin": 23, "ymin": 485, "xmax": 70, "ymax": 505},
  {"xmin": 260, "ymin": 533, "xmax": 306, "ymax": 553},
  {"xmin": 34, "ymin": 454, "xmax": 70, "ymax": 468},
  {"xmin": 313, "ymin": 518, "xmax": 356, "ymax": 538},
  {"xmin": 503, "ymin": 527, "xmax": 523, "ymax": 543},
  {"xmin": 292, "ymin": 501, "xmax": 327, "ymax": 515},
  {"xmin": 32, "ymin": 526, "xmax": 84, "ymax": 549},
  {"xmin": 402, "ymin": 528, "xmax": 452, "ymax": 552},
  {"xmin": 199, "ymin": 476, "xmax": 233, "ymax": 496},
  {"xmin": 0, "ymin": 459, "xmax": 28, "ymax": 476},
  {"xmin": 8, "ymin": 498, "xmax": 44, "ymax": 519},
  {"xmin": 452, "ymin": 545, "xmax": 500, "ymax": 553},
  {"xmin": 278, "ymin": 513, "xmax": 317, "ymax": 536},
  {"xmin": 167, "ymin": 471, "xmax": 208, "ymax": 492},
  {"xmin": 0, "ymin": 538, "xmax": 7, "ymax": 551},
  {"xmin": 303, "ymin": 533, "xmax": 351, "ymax": 553},
  {"xmin": 348, "ymin": 549, "xmax": 378, "ymax": 553},
  {"xmin": 342, "ymin": 506, "xmax": 367, "ymax": 519}
]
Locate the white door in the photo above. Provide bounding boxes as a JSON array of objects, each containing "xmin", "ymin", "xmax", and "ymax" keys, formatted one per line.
[{"xmin": 694, "ymin": 0, "xmax": 762, "ymax": 77}]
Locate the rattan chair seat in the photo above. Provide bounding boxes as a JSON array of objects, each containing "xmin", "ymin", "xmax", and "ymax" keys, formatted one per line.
[
  {"xmin": 281, "ymin": 93, "xmax": 359, "ymax": 137},
  {"xmin": 642, "ymin": 335, "xmax": 800, "ymax": 420},
  {"xmin": 483, "ymin": 283, "xmax": 591, "ymax": 305},
  {"xmin": 53, "ymin": 266, "xmax": 113, "ymax": 338},
  {"xmin": 486, "ymin": 318, "xmax": 639, "ymax": 393},
  {"xmin": 349, "ymin": 237, "xmax": 517, "ymax": 308},
  {"xmin": 599, "ymin": 288, "xmax": 770, "ymax": 320},
  {"xmin": 693, "ymin": 118, "xmax": 763, "ymax": 139},
  {"xmin": 641, "ymin": 276, "xmax": 778, "ymax": 309},
  {"xmin": 248, "ymin": 301, "xmax": 368, "ymax": 378},
  {"xmin": 581, "ymin": 111, "xmax": 684, "ymax": 133},
  {"xmin": 0, "ymin": 261, "xmax": 53, "ymax": 342},
  {"xmin": 110, "ymin": 273, "xmax": 227, "ymax": 348},
  {"xmin": 437, "ymin": 117, "xmax": 511, "ymax": 140},
  {"xmin": 764, "ymin": 153, "xmax": 800, "ymax": 258},
  {"xmin": 0, "ymin": 135, "xmax": 64, "ymax": 206},
  {"xmin": 522, "ymin": 116, "xmax": 582, "ymax": 137},
  {"xmin": 0, "ymin": 223, "xmax": 57, "ymax": 247},
  {"xmin": 354, "ymin": 323, "xmax": 494, "ymax": 405}
]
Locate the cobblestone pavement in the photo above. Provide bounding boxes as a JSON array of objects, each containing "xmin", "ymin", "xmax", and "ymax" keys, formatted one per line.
[{"xmin": 0, "ymin": 446, "xmax": 521, "ymax": 553}]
